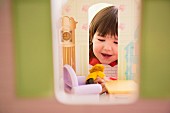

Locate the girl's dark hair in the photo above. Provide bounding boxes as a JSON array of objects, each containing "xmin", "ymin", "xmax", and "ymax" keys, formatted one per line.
[{"xmin": 89, "ymin": 6, "xmax": 118, "ymax": 58}]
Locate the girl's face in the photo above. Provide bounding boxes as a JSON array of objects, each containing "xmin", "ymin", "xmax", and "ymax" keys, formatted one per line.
[{"xmin": 92, "ymin": 32, "xmax": 118, "ymax": 64}]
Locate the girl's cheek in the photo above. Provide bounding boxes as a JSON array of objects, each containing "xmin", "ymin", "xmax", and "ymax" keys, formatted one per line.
[
  {"xmin": 93, "ymin": 43, "xmax": 102, "ymax": 53},
  {"xmin": 114, "ymin": 47, "xmax": 118, "ymax": 54},
  {"xmin": 112, "ymin": 45, "xmax": 118, "ymax": 54},
  {"xmin": 96, "ymin": 43, "xmax": 103, "ymax": 51},
  {"xmin": 93, "ymin": 40, "xmax": 102, "ymax": 47}
]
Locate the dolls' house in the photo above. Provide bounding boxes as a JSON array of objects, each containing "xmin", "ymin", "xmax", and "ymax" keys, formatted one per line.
[{"xmin": 52, "ymin": 1, "xmax": 140, "ymax": 104}]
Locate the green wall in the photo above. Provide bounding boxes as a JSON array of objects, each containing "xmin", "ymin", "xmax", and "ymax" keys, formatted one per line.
[
  {"xmin": 140, "ymin": 0, "xmax": 170, "ymax": 98},
  {"xmin": 12, "ymin": 0, "xmax": 53, "ymax": 97}
]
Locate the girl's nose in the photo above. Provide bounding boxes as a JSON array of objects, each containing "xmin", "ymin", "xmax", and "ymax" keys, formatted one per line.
[{"xmin": 103, "ymin": 43, "xmax": 112, "ymax": 51}]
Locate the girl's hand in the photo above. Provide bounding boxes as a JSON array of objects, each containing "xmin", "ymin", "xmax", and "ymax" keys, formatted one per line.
[{"xmin": 94, "ymin": 77, "xmax": 108, "ymax": 94}]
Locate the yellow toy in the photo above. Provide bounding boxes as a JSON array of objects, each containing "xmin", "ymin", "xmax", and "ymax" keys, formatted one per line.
[{"xmin": 86, "ymin": 64, "xmax": 105, "ymax": 84}]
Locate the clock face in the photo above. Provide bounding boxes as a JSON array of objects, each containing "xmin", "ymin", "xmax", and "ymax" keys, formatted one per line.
[{"xmin": 62, "ymin": 31, "xmax": 71, "ymax": 41}]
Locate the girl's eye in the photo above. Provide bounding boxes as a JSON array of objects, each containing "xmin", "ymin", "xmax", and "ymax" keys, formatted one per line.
[
  {"xmin": 114, "ymin": 41, "xmax": 118, "ymax": 44},
  {"xmin": 98, "ymin": 39, "xmax": 105, "ymax": 42}
]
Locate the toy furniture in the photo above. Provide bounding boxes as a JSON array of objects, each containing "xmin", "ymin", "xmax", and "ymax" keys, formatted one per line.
[
  {"xmin": 105, "ymin": 80, "xmax": 137, "ymax": 94},
  {"xmin": 61, "ymin": 16, "xmax": 77, "ymax": 71},
  {"xmin": 63, "ymin": 64, "xmax": 102, "ymax": 95}
]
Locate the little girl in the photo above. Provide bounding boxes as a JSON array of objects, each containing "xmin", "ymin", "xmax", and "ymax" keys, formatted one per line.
[{"xmin": 89, "ymin": 5, "xmax": 118, "ymax": 93}]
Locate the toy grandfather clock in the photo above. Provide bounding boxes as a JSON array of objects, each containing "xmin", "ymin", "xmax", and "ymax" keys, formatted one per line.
[{"xmin": 61, "ymin": 16, "xmax": 77, "ymax": 71}]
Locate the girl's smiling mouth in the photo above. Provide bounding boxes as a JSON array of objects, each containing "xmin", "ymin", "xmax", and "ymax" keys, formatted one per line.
[{"xmin": 101, "ymin": 53, "xmax": 112, "ymax": 58}]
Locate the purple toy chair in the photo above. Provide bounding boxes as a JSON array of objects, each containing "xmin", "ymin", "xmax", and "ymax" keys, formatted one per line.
[{"xmin": 63, "ymin": 64, "xmax": 102, "ymax": 95}]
